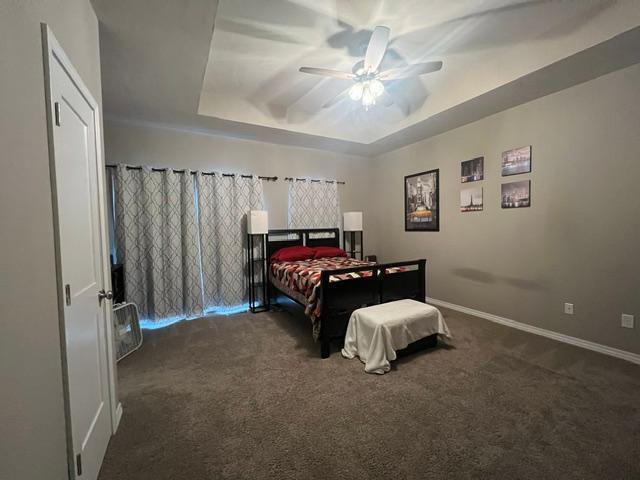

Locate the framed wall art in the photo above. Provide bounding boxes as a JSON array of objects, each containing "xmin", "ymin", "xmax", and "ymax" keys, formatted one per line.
[
  {"xmin": 501, "ymin": 145, "xmax": 532, "ymax": 176},
  {"xmin": 461, "ymin": 157, "xmax": 484, "ymax": 183},
  {"xmin": 461, "ymin": 187, "xmax": 483, "ymax": 212},
  {"xmin": 501, "ymin": 180, "xmax": 531, "ymax": 208},
  {"xmin": 405, "ymin": 169, "xmax": 439, "ymax": 231}
]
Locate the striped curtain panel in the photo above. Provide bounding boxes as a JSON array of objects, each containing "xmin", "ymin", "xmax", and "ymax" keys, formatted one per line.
[
  {"xmin": 112, "ymin": 165, "xmax": 203, "ymax": 322},
  {"xmin": 288, "ymin": 179, "xmax": 341, "ymax": 230},
  {"xmin": 198, "ymin": 173, "xmax": 265, "ymax": 310}
]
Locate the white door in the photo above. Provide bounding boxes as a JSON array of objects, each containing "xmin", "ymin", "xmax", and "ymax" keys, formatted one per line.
[{"xmin": 49, "ymin": 39, "xmax": 112, "ymax": 479}]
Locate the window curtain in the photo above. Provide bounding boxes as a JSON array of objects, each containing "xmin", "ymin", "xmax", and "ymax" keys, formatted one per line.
[
  {"xmin": 112, "ymin": 165, "xmax": 203, "ymax": 322},
  {"xmin": 198, "ymin": 173, "xmax": 265, "ymax": 309},
  {"xmin": 112, "ymin": 165, "xmax": 266, "ymax": 324},
  {"xmin": 288, "ymin": 180, "xmax": 341, "ymax": 229}
]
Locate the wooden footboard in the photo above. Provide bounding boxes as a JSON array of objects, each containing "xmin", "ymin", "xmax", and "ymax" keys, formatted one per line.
[
  {"xmin": 379, "ymin": 259, "xmax": 426, "ymax": 304},
  {"xmin": 318, "ymin": 259, "xmax": 426, "ymax": 358}
]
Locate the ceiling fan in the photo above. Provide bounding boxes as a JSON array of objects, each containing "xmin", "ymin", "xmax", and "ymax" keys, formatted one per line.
[{"xmin": 299, "ymin": 26, "xmax": 442, "ymax": 110}]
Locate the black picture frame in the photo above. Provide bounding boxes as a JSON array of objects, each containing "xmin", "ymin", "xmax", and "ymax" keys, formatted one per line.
[{"xmin": 404, "ymin": 169, "xmax": 440, "ymax": 232}]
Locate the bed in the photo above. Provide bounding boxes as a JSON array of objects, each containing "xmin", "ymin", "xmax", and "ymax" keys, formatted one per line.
[{"xmin": 266, "ymin": 228, "xmax": 426, "ymax": 358}]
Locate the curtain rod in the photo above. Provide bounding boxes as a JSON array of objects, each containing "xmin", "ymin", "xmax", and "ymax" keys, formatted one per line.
[
  {"xmin": 104, "ymin": 165, "xmax": 345, "ymax": 184},
  {"xmin": 284, "ymin": 177, "xmax": 346, "ymax": 185},
  {"xmin": 104, "ymin": 164, "xmax": 277, "ymax": 182}
]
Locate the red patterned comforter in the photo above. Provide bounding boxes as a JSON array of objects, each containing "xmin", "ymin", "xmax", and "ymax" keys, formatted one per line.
[{"xmin": 269, "ymin": 257, "xmax": 404, "ymax": 339}]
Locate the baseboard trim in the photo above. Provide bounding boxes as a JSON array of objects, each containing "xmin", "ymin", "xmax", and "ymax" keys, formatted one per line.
[
  {"xmin": 426, "ymin": 297, "xmax": 640, "ymax": 365},
  {"xmin": 114, "ymin": 402, "xmax": 123, "ymax": 433}
]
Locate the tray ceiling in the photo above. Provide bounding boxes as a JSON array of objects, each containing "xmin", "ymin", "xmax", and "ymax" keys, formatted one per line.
[
  {"xmin": 198, "ymin": 0, "xmax": 640, "ymax": 144},
  {"xmin": 93, "ymin": 0, "xmax": 640, "ymax": 154}
]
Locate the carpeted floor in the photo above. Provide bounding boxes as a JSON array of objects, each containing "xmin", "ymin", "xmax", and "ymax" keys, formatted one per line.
[{"xmin": 98, "ymin": 304, "xmax": 640, "ymax": 480}]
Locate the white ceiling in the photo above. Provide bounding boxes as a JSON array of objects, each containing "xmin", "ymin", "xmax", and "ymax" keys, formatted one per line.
[{"xmin": 93, "ymin": 0, "xmax": 640, "ymax": 155}]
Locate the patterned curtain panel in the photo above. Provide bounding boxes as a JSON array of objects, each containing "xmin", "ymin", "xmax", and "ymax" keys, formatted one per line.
[
  {"xmin": 198, "ymin": 173, "xmax": 265, "ymax": 309},
  {"xmin": 288, "ymin": 180, "xmax": 341, "ymax": 229},
  {"xmin": 113, "ymin": 166, "xmax": 203, "ymax": 322}
]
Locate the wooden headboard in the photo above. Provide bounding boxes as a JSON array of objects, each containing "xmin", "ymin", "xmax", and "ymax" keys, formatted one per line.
[{"xmin": 266, "ymin": 228, "xmax": 340, "ymax": 261}]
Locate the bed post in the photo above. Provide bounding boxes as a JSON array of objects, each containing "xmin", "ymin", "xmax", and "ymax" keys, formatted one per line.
[
  {"xmin": 320, "ymin": 269, "xmax": 331, "ymax": 358},
  {"xmin": 418, "ymin": 259, "xmax": 426, "ymax": 302}
]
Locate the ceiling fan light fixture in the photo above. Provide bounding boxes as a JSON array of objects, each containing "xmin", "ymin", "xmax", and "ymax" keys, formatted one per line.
[
  {"xmin": 349, "ymin": 79, "xmax": 384, "ymax": 109},
  {"xmin": 349, "ymin": 82, "xmax": 364, "ymax": 101},
  {"xmin": 300, "ymin": 25, "xmax": 443, "ymax": 113},
  {"xmin": 369, "ymin": 79, "xmax": 384, "ymax": 97},
  {"xmin": 361, "ymin": 85, "xmax": 375, "ymax": 107}
]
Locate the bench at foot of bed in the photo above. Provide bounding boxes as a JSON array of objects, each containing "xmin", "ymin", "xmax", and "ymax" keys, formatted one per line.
[
  {"xmin": 319, "ymin": 331, "xmax": 439, "ymax": 360},
  {"xmin": 341, "ymin": 299, "xmax": 451, "ymax": 373}
]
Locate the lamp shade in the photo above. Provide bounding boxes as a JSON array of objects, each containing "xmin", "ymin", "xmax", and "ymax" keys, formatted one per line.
[
  {"xmin": 343, "ymin": 212, "xmax": 363, "ymax": 232},
  {"xmin": 247, "ymin": 210, "xmax": 268, "ymax": 234}
]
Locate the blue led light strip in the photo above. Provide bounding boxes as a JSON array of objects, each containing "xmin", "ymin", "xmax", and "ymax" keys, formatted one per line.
[{"xmin": 139, "ymin": 303, "xmax": 250, "ymax": 330}]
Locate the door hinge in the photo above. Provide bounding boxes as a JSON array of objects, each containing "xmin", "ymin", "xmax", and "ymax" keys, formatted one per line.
[
  {"xmin": 65, "ymin": 284, "xmax": 71, "ymax": 306},
  {"xmin": 54, "ymin": 101, "xmax": 61, "ymax": 126},
  {"xmin": 76, "ymin": 453, "xmax": 82, "ymax": 476}
]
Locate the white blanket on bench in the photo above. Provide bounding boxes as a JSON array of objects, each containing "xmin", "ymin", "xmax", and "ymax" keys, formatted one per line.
[{"xmin": 341, "ymin": 299, "xmax": 450, "ymax": 374}]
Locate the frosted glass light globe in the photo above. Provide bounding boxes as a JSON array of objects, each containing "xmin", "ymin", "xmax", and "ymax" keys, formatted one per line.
[
  {"xmin": 349, "ymin": 82, "xmax": 364, "ymax": 101},
  {"xmin": 362, "ymin": 85, "xmax": 375, "ymax": 106},
  {"xmin": 369, "ymin": 79, "xmax": 384, "ymax": 97}
]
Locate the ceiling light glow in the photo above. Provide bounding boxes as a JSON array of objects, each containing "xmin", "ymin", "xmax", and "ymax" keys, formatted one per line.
[
  {"xmin": 350, "ymin": 79, "xmax": 385, "ymax": 110},
  {"xmin": 369, "ymin": 79, "xmax": 384, "ymax": 97},
  {"xmin": 349, "ymin": 82, "xmax": 364, "ymax": 101},
  {"xmin": 362, "ymin": 86, "xmax": 375, "ymax": 107}
]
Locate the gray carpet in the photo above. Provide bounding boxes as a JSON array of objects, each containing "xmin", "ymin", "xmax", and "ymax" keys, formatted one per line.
[{"xmin": 98, "ymin": 305, "xmax": 640, "ymax": 480}]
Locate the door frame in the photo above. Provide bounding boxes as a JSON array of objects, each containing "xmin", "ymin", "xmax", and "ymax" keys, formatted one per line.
[{"xmin": 41, "ymin": 24, "xmax": 121, "ymax": 477}]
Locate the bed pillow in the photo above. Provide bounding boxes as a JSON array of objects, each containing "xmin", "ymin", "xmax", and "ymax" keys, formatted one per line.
[
  {"xmin": 313, "ymin": 246, "xmax": 348, "ymax": 259},
  {"xmin": 271, "ymin": 246, "xmax": 316, "ymax": 263}
]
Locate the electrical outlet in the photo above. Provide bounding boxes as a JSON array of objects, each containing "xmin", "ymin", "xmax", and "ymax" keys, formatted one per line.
[
  {"xmin": 621, "ymin": 314, "xmax": 634, "ymax": 329},
  {"xmin": 564, "ymin": 303, "xmax": 574, "ymax": 315}
]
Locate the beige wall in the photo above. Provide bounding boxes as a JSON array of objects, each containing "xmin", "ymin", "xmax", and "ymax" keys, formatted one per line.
[
  {"xmin": 103, "ymin": 120, "xmax": 376, "ymax": 247},
  {"xmin": 0, "ymin": 1, "xmax": 103, "ymax": 479},
  {"xmin": 370, "ymin": 64, "xmax": 640, "ymax": 355}
]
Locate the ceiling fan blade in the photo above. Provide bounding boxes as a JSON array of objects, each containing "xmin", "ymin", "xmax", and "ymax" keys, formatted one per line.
[
  {"xmin": 378, "ymin": 61, "xmax": 443, "ymax": 80},
  {"xmin": 322, "ymin": 88, "xmax": 350, "ymax": 108},
  {"xmin": 299, "ymin": 67, "xmax": 355, "ymax": 80},
  {"xmin": 364, "ymin": 26, "xmax": 390, "ymax": 73}
]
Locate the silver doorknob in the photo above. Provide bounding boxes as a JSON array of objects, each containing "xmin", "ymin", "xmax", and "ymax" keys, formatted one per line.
[{"xmin": 98, "ymin": 289, "xmax": 114, "ymax": 304}]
